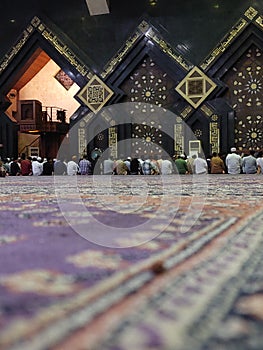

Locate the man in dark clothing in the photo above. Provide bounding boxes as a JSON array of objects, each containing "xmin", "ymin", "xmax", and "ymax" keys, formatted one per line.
[
  {"xmin": 42, "ymin": 158, "xmax": 54, "ymax": 175},
  {"xmin": 10, "ymin": 159, "xmax": 21, "ymax": 176}
]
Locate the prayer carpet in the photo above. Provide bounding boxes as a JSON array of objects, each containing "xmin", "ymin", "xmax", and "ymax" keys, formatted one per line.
[{"xmin": 0, "ymin": 174, "xmax": 263, "ymax": 350}]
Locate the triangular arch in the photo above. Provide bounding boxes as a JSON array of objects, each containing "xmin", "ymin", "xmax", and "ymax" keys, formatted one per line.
[
  {"xmin": 0, "ymin": 15, "xmax": 114, "ymax": 158},
  {"xmin": 0, "ymin": 16, "xmax": 93, "ymax": 96},
  {"xmin": 100, "ymin": 19, "xmax": 194, "ymax": 107},
  {"xmin": 199, "ymin": 7, "xmax": 263, "ymax": 152}
]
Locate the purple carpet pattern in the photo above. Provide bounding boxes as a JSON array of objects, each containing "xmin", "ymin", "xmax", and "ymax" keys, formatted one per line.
[{"xmin": 0, "ymin": 175, "xmax": 263, "ymax": 350}]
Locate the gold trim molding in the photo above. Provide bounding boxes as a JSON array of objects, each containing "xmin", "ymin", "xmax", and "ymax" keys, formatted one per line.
[
  {"xmin": 145, "ymin": 29, "xmax": 192, "ymax": 72},
  {"xmin": 101, "ymin": 23, "xmax": 144, "ymax": 79},
  {"xmin": 200, "ymin": 18, "xmax": 248, "ymax": 71},
  {"xmin": 36, "ymin": 18, "xmax": 91, "ymax": 78},
  {"xmin": 101, "ymin": 20, "xmax": 192, "ymax": 79},
  {"xmin": 0, "ymin": 30, "xmax": 31, "ymax": 74}
]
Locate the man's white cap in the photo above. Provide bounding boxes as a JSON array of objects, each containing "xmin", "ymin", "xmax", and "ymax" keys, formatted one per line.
[{"xmin": 230, "ymin": 147, "xmax": 236, "ymax": 152}]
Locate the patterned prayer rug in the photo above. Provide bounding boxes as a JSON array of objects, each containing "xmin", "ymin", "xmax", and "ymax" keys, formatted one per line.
[{"xmin": 0, "ymin": 174, "xmax": 263, "ymax": 350}]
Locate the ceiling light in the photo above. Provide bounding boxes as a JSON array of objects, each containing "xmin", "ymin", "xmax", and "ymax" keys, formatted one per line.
[
  {"xmin": 149, "ymin": 0, "xmax": 158, "ymax": 6},
  {"xmin": 85, "ymin": 0, "xmax": 110, "ymax": 16}
]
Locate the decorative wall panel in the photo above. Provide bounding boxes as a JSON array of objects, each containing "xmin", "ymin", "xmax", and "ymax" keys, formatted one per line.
[
  {"xmin": 120, "ymin": 56, "xmax": 178, "ymax": 156},
  {"xmin": 222, "ymin": 45, "xmax": 263, "ymax": 150},
  {"xmin": 120, "ymin": 56, "xmax": 178, "ymax": 110}
]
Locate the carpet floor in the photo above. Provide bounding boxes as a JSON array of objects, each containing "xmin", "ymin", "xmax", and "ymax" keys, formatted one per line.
[{"xmin": 0, "ymin": 174, "xmax": 263, "ymax": 350}]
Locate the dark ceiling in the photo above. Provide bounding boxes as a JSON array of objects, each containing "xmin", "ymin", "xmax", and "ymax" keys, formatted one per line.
[{"xmin": 0, "ymin": 0, "xmax": 262, "ymax": 71}]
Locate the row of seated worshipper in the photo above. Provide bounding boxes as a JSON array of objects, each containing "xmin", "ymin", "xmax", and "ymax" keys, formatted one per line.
[
  {"xmin": 1, "ymin": 155, "xmax": 91, "ymax": 177},
  {"xmin": 223, "ymin": 148, "xmax": 263, "ymax": 174},
  {"xmin": 4, "ymin": 148, "xmax": 261, "ymax": 177},
  {"xmin": 105, "ymin": 149, "xmax": 263, "ymax": 176},
  {"xmin": 208, "ymin": 148, "xmax": 263, "ymax": 175},
  {"xmin": 103, "ymin": 154, "xmax": 208, "ymax": 175},
  {"xmin": 104, "ymin": 155, "xmax": 172, "ymax": 175},
  {"xmin": 58, "ymin": 153, "xmax": 208, "ymax": 176},
  {"xmin": 0, "ymin": 156, "xmax": 54, "ymax": 176},
  {"xmin": 190, "ymin": 149, "xmax": 263, "ymax": 175}
]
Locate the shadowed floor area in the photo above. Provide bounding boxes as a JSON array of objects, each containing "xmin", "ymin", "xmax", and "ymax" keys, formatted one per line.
[{"xmin": 0, "ymin": 174, "xmax": 263, "ymax": 350}]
